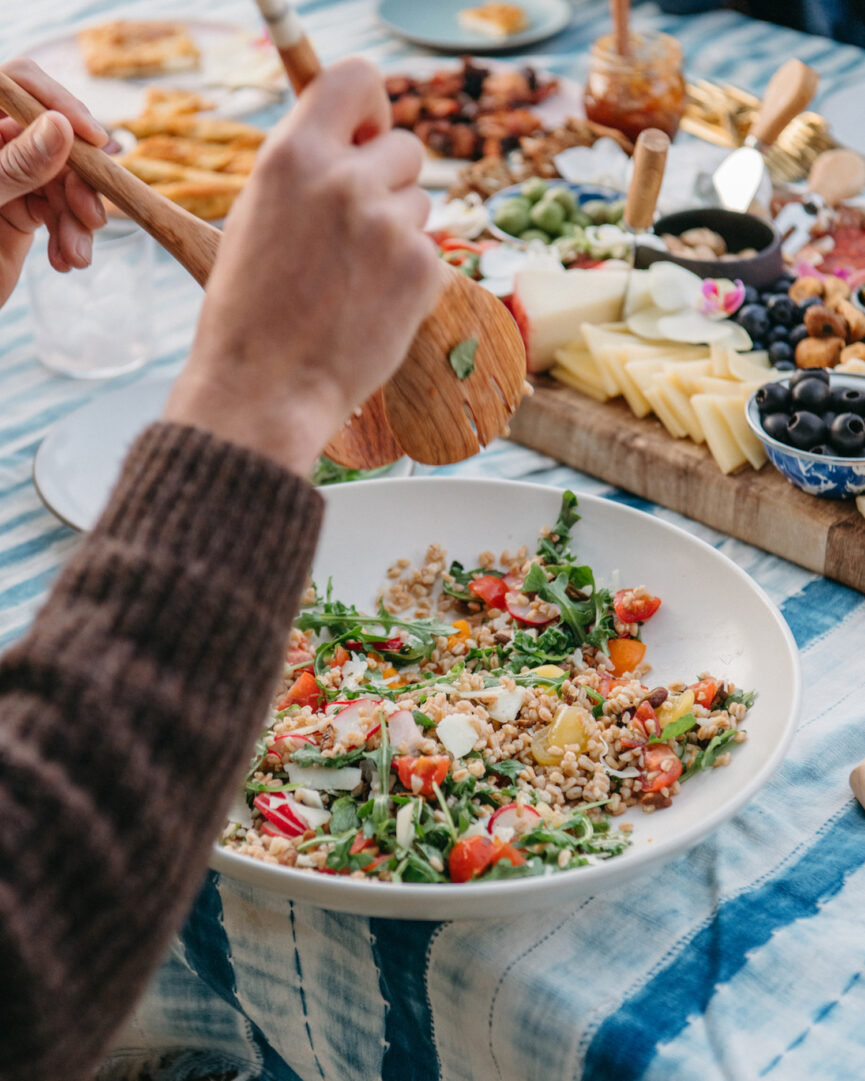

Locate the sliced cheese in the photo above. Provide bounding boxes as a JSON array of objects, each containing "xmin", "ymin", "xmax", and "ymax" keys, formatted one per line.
[
  {"xmin": 727, "ymin": 350, "xmax": 777, "ymax": 384},
  {"xmin": 555, "ymin": 341, "xmax": 614, "ymax": 396},
  {"xmin": 710, "ymin": 341, "xmax": 733, "ymax": 378},
  {"xmin": 643, "ymin": 382, "xmax": 688, "ymax": 439},
  {"xmin": 651, "ymin": 371, "xmax": 705, "ymax": 443},
  {"xmin": 714, "ymin": 394, "xmax": 767, "ymax": 471},
  {"xmin": 550, "ymin": 364, "xmax": 611, "ymax": 402},
  {"xmin": 513, "ymin": 268, "xmax": 629, "ymax": 372},
  {"xmin": 691, "ymin": 394, "xmax": 749, "ymax": 474},
  {"xmin": 695, "ymin": 376, "xmax": 762, "ymax": 398},
  {"xmin": 665, "ymin": 359, "xmax": 714, "ymax": 396},
  {"xmin": 606, "ymin": 348, "xmax": 653, "ymax": 416}
]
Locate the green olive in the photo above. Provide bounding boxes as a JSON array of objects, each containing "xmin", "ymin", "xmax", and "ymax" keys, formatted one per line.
[
  {"xmin": 570, "ymin": 207, "xmax": 592, "ymax": 228},
  {"xmin": 529, "ymin": 199, "xmax": 566, "ymax": 237},
  {"xmin": 549, "ymin": 187, "xmax": 579, "ymax": 217},
  {"xmin": 521, "ymin": 177, "xmax": 548, "ymax": 203},
  {"xmin": 559, "ymin": 221, "xmax": 579, "ymax": 237},
  {"xmin": 582, "ymin": 199, "xmax": 614, "ymax": 225},
  {"xmin": 520, "ymin": 228, "xmax": 552, "ymax": 244},
  {"xmin": 605, "ymin": 199, "xmax": 626, "ymax": 224},
  {"xmin": 492, "ymin": 198, "xmax": 531, "ymax": 236}
]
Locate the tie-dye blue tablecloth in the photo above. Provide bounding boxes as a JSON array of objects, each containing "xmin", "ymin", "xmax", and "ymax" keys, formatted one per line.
[{"xmin": 4, "ymin": 3, "xmax": 865, "ymax": 1079}]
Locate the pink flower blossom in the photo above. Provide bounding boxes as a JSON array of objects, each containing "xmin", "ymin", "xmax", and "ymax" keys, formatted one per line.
[{"xmin": 698, "ymin": 278, "xmax": 745, "ymax": 320}]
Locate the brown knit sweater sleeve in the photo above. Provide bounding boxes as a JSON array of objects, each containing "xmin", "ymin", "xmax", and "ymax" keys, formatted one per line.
[{"xmin": 0, "ymin": 422, "xmax": 323, "ymax": 1081}]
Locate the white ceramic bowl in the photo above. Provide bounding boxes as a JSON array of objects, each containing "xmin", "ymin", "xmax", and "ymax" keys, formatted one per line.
[{"xmin": 211, "ymin": 477, "xmax": 801, "ymax": 920}]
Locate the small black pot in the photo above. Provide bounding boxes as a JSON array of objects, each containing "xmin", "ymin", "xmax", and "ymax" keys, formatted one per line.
[{"xmin": 636, "ymin": 207, "xmax": 783, "ymax": 289}]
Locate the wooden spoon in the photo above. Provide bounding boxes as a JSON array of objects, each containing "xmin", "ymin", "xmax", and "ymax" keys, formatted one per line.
[
  {"xmin": 0, "ymin": 69, "xmax": 398, "ymax": 468},
  {"xmin": 611, "ymin": 0, "xmax": 631, "ymax": 58},
  {"xmin": 255, "ymin": 0, "xmax": 528, "ymax": 466}
]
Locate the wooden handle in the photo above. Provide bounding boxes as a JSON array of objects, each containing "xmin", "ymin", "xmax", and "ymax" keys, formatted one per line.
[
  {"xmin": 610, "ymin": 0, "xmax": 630, "ymax": 57},
  {"xmin": 750, "ymin": 59, "xmax": 819, "ymax": 148},
  {"xmin": 254, "ymin": 0, "xmax": 322, "ymax": 93},
  {"xmin": 0, "ymin": 71, "xmax": 220, "ymax": 287},
  {"xmin": 625, "ymin": 128, "xmax": 669, "ymax": 232},
  {"xmin": 851, "ymin": 759, "xmax": 865, "ymax": 811},
  {"xmin": 809, "ymin": 148, "xmax": 865, "ymax": 207}
]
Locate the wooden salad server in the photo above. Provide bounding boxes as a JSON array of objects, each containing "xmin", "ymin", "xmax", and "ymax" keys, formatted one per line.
[
  {"xmin": 0, "ymin": 69, "xmax": 395, "ymax": 468},
  {"xmin": 254, "ymin": 0, "xmax": 528, "ymax": 466}
]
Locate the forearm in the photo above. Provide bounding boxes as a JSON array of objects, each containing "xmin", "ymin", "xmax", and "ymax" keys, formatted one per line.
[{"xmin": 0, "ymin": 422, "xmax": 322, "ymax": 1080}]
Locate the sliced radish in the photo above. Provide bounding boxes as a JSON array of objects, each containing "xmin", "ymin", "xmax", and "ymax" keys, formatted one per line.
[
  {"xmin": 487, "ymin": 687, "xmax": 525, "ymax": 725},
  {"xmin": 488, "ymin": 802, "xmax": 541, "ymax": 837},
  {"xmin": 396, "ymin": 800, "xmax": 416, "ymax": 850},
  {"xmin": 287, "ymin": 764, "xmax": 363, "ymax": 791},
  {"xmin": 286, "ymin": 648, "xmax": 314, "ymax": 667},
  {"xmin": 329, "ymin": 699, "xmax": 384, "ymax": 747},
  {"xmin": 254, "ymin": 792, "xmax": 307, "ymax": 837},
  {"xmin": 388, "ymin": 709, "xmax": 424, "ymax": 754},
  {"xmin": 269, "ymin": 733, "xmax": 316, "ymax": 753},
  {"xmin": 505, "ymin": 591, "xmax": 560, "ymax": 627},
  {"xmin": 436, "ymin": 713, "xmax": 478, "ymax": 759}
]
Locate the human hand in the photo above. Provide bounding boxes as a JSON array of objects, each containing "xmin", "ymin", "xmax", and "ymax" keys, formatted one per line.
[
  {"xmin": 164, "ymin": 57, "xmax": 440, "ymax": 477},
  {"xmin": 0, "ymin": 59, "xmax": 109, "ymax": 307}
]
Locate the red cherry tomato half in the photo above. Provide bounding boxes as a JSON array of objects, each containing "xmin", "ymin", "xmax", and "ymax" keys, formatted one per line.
[
  {"xmin": 395, "ymin": 755, "xmax": 450, "ymax": 797},
  {"xmin": 275, "ymin": 669, "xmax": 325, "ymax": 712},
  {"xmin": 448, "ymin": 835, "xmax": 526, "ymax": 882},
  {"xmin": 690, "ymin": 679, "xmax": 721, "ymax": 710},
  {"xmin": 613, "ymin": 590, "xmax": 662, "ymax": 624},
  {"xmin": 468, "ymin": 574, "xmax": 509, "ymax": 610},
  {"xmin": 640, "ymin": 744, "xmax": 683, "ymax": 794}
]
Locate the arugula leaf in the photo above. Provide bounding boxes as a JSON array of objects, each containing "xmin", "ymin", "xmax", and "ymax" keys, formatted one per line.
[
  {"xmin": 680, "ymin": 729, "xmax": 738, "ymax": 781},
  {"xmin": 507, "ymin": 625, "xmax": 573, "ymax": 669},
  {"xmin": 536, "ymin": 491, "xmax": 580, "ymax": 563},
  {"xmin": 290, "ymin": 745, "xmax": 365, "ymax": 768},
  {"xmin": 311, "ymin": 456, "xmax": 392, "ymax": 486},
  {"xmin": 485, "ymin": 759, "xmax": 524, "ymax": 782},
  {"xmin": 330, "ymin": 796, "xmax": 360, "ymax": 834},
  {"xmin": 412, "ymin": 709, "xmax": 436, "ymax": 730},
  {"xmin": 449, "ymin": 338, "xmax": 478, "ymax": 380},
  {"xmin": 649, "ymin": 712, "xmax": 699, "ymax": 744},
  {"xmin": 724, "ymin": 688, "xmax": 757, "ymax": 710}
]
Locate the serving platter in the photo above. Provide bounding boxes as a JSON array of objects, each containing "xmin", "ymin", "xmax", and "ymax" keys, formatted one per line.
[
  {"xmin": 211, "ymin": 476, "xmax": 800, "ymax": 920},
  {"xmin": 24, "ymin": 20, "xmax": 286, "ymax": 125},
  {"xmin": 377, "ymin": 0, "xmax": 573, "ymax": 54},
  {"xmin": 33, "ymin": 378, "xmax": 412, "ymax": 532},
  {"xmin": 510, "ymin": 378, "xmax": 865, "ymax": 594}
]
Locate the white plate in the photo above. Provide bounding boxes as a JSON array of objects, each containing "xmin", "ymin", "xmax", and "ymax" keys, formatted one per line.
[
  {"xmin": 211, "ymin": 476, "xmax": 801, "ymax": 920},
  {"xmin": 386, "ymin": 56, "xmax": 583, "ymax": 188},
  {"xmin": 377, "ymin": 0, "xmax": 572, "ymax": 53},
  {"xmin": 817, "ymin": 80, "xmax": 865, "ymax": 157},
  {"xmin": 33, "ymin": 378, "xmax": 413, "ymax": 532},
  {"xmin": 25, "ymin": 20, "xmax": 286, "ymax": 125}
]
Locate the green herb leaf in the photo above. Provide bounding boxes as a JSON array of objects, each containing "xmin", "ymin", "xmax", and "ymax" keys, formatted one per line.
[
  {"xmin": 650, "ymin": 712, "xmax": 698, "ymax": 744},
  {"xmin": 680, "ymin": 729, "xmax": 738, "ymax": 781},
  {"xmin": 412, "ymin": 709, "xmax": 436, "ymax": 730},
  {"xmin": 724, "ymin": 688, "xmax": 756, "ymax": 710},
  {"xmin": 485, "ymin": 758, "xmax": 523, "ymax": 782},
  {"xmin": 536, "ymin": 491, "xmax": 580, "ymax": 563},
  {"xmin": 330, "ymin": 796, "xmax": 360, "ymax": 834},
  {"xmin": 449, "ymin": 338, "xmax": 478, "ymax": 380},
  {"xmin": 290, "ymin": 745, "xmax": 366, "ymax": 768}
]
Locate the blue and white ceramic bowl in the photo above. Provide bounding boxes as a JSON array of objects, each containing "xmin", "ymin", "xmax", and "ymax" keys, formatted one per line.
[{"xmin": 746, "ymin": 372, "xmax": 865, "ymax": 499}]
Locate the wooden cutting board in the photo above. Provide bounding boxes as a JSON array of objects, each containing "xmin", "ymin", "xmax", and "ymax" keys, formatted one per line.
[{"xmin": 509, "ymin": 376, "xmax": 865, "ymax": 594}]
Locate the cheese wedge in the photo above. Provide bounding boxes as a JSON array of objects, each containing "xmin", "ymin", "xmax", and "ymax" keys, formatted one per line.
[
  {"xmin": 643, "ymin": 383, "xmax": 688, "ymax": 439},
  {"xmin": 695, "ymin": 376, "xmax": 762, "ymax": 398},
  {"xmin": 550, "ymin": 364, "xmax": 612, "ymax": 402},
  {"xmin": 512, "ymin": 269, "xmax": 629, "ymax": 372},
  {"xmin": 665, "ymin": 359, "xmax": 714, "ymax": 397},
  {"xmin": 714, "ymin": 395, "xmax": 767, "ymax": 470},
  {"xmin": 651, "ymin": 372, "xmax": 705, "ymax": 444},
  {"xmin": 691, "ymin": 395, "xmax": 748, "ymax": 474},
  {"xmin": 553, "ymin": 344, "xmax": 611, "ymax": 397}
]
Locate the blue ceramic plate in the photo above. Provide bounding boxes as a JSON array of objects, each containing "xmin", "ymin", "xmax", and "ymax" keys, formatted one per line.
[{"xmin": 376, "ymin": 0, "xmax": 572, "ymax": 52}]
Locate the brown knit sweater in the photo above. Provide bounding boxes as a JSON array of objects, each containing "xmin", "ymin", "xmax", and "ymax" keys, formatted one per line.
[{"xmin": 0, "ymin": 422, "xmax": 323, "ymax": 1081}]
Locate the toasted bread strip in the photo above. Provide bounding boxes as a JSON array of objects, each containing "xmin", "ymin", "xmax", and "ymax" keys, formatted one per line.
[
  {"xmin": 78, "ymin": 20, "xmax": 200, "ymax": 79},
  {"xmin": 120, "ymin": 114, "xmax": 266, "ymax": 147},
  {"xmin": 119, "ymin": 155, "xmax": 248, "ymax": 187},
  {"xmin": 151, "ymin": 181, "xmax": 242, "ymax": 220}
]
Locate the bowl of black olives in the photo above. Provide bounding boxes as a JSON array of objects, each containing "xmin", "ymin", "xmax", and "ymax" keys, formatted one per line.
[{"xmin": 746, "ymin": 370, "xmax": 865, "ymax": 498}]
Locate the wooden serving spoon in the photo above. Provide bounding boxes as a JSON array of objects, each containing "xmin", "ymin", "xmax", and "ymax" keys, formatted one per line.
[
  {"xmin": 255, "ymin": 0, "xmax": 528, "ymax": 465},
  {"xmin": 611, "ymin": 0, "xmax": 631, "ymax": 58}
]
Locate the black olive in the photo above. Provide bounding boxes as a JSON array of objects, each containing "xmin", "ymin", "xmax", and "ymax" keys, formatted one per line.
[
  {"xmin": 790, "ymin": 377, "xmax": 832, "ymax": 412},
  {"xmin": 767, "ymin": 295, "xmax": 798, "ymax": 327},
  {"xmin": 830, "ymin": 412, "xmax": 865, "ymax": 455},
  {"xmin": 742, "ymin": 285, "xmax": 760, "ymax": 306},
  {"xmin": 738, "ymin": 304, "xmax": 771, "ymax": 340},
  {"xmin": 774, "ymin": 360, "xmax": 796, "ymax": 372},
  {"xmin": 789, "ymin": 324, "xmax": 809, "ymax": 348},
  {"xmin": 768, "ymin": 325, "xmax": 790, "ymax": 344},
  {"xmin": 769, "ymin": 341, "xmax": 793, "ymax": 365},
  {"xmin": 830, "ymin": 386, "xmax": 865, "ymax": 417},
  {"xmin": 822, "ymin": 411, "xmax": 837, "ymax": 430},
  {"xmin": 755, "ymin": 383, "xmax": 791, "ymax": 415},
  {"xmin": 787, "ymin": 411, "xmax": 827, "ymax": 449},
  {"xmin": 789, "ymin": 367, "xmax": 830, "ymax": 387},
  {"xmin": 761, "ymin": 412, "xmax": 792, "ymax": 443},
  {"xmin": 809, "ymin": 444, "xmax": 834, "ymax": 456}
]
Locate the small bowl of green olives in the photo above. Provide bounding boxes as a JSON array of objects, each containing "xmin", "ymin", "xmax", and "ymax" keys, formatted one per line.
[
  {"xmin": 746, "ymin": 370, "xmax": 865, "ymax": 498},
  {"xmin": 485, "ymin": 179, "xmax": 628, "ymax": 263}
]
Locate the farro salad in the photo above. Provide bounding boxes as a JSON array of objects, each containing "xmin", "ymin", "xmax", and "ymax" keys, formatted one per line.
[{"xmin": 223, "ymin": 492, "xmax": 756, "ymax": 884}]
